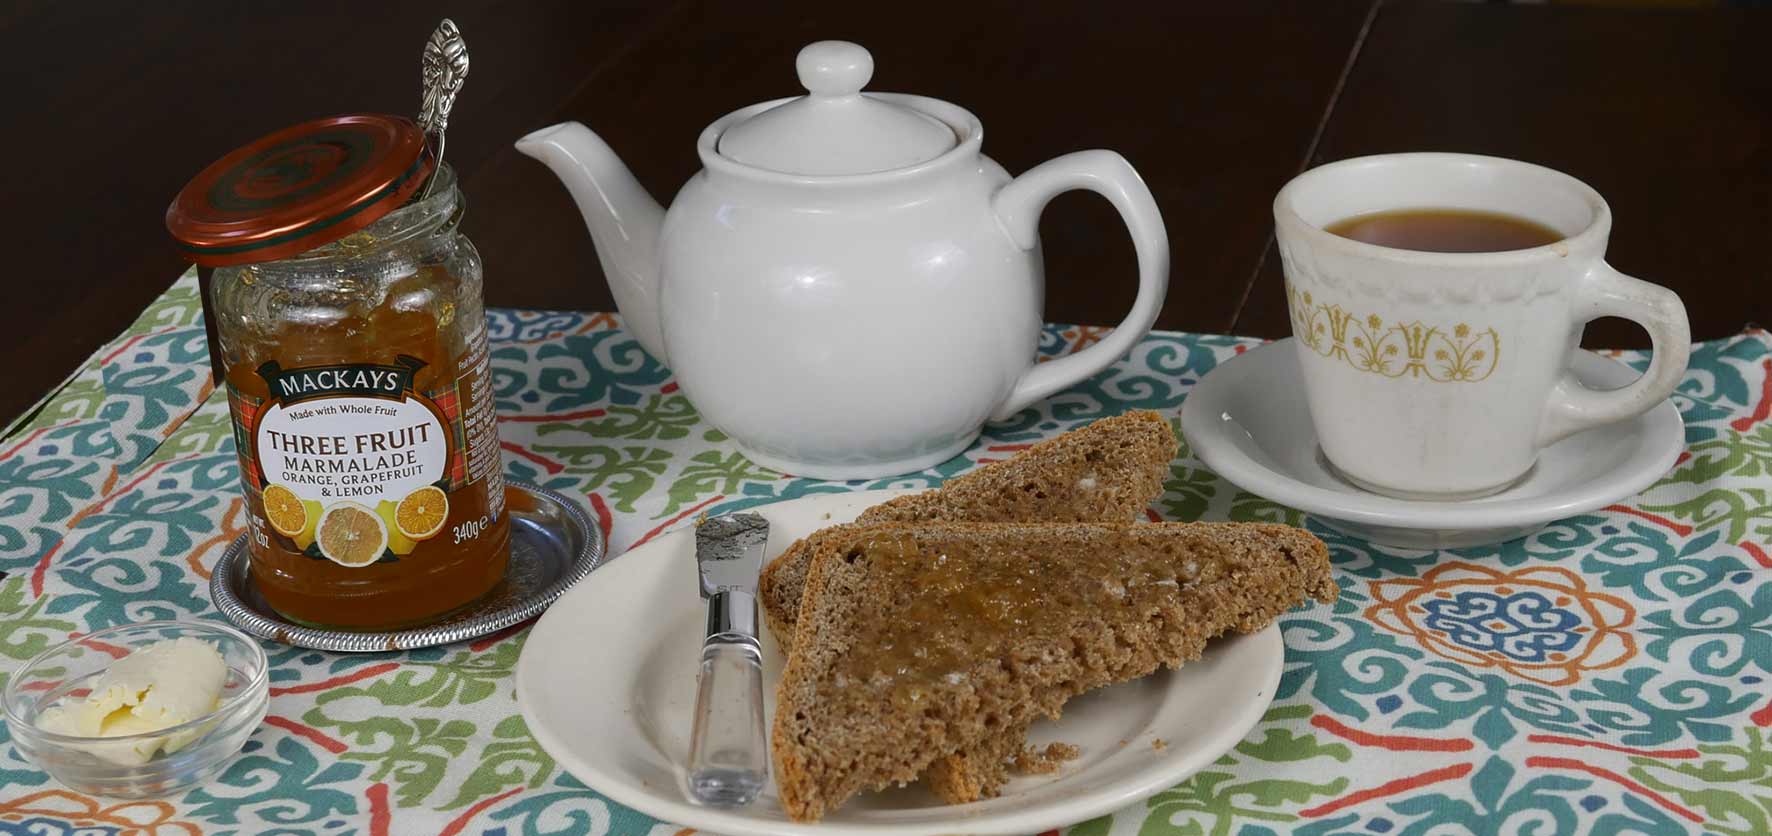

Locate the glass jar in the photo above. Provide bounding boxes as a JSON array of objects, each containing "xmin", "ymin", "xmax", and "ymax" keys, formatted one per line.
[{"xmin": 204, "ymin": 162, "xmax": 509, "ymax": 629}]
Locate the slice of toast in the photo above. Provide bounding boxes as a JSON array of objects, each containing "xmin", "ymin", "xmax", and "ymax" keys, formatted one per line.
[
  {"xmin": 919, "ymin": 720, "xmax": 1081, "ymax": 802},
  {"xmin": 761, "ymin": 410, "xmax": 1177, "ymax": 804},
  {"xmin": 760, "ymin": 410, "xmax": 1177, "ymax": 645},
  {"xmin": 771, "ymin": 521, "xmax": 1337, "ymax": 822}
]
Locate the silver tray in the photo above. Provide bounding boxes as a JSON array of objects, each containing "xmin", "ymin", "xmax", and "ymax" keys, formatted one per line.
[{"xmin": 210, "ymin": 482, "xmax": 604, "ymax": 652}]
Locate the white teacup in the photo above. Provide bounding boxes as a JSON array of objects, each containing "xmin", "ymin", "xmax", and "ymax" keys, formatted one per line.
[{"xmin": 1272, "ymin": 153, "xmax": 1690, "ymax": 500}]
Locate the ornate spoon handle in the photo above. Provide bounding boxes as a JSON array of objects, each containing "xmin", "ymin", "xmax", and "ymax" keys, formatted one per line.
[{"xmin": 418, "ymin": 18, "xmax": 469, "ymax": 199}]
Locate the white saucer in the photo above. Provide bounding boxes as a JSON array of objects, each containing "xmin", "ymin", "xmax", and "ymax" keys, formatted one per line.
[
  {"xmin": 1180, "ymin": 339, "xmax": 1684, "ymax": 549},
  {"xmin": 516, "ymin": 489, "xmax": 1283, "ymax": 836}
]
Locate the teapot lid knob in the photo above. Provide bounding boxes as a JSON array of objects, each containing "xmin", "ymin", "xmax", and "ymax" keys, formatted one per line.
[
  {"xmin": 717, "ymin": 40, "xmax": 956, "ymax": 176},
  {"xmin": 797, "ymin": 41, "xmax": 873, "ymax": 97}
]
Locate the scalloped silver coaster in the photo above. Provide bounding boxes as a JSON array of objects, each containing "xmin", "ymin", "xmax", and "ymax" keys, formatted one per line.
[{"xmin": 210, "ymin": 482, "xmax": 603, "ymax": 652}]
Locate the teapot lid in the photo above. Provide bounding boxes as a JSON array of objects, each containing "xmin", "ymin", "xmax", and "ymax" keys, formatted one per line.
[{"xmin": 717, "ymin": 41, "xmax": 956, "ymax": 176}]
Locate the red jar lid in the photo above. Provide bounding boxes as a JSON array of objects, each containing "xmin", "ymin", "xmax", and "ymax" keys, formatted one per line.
[{"xmin": 166, "ymin": 114, "xmax": 434, "ymax": 267}]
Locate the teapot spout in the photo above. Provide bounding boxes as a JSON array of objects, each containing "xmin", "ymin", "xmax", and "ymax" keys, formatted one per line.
[{"xmin": 515, "ymin": 122, "xmax": 668, "ymax": 363}]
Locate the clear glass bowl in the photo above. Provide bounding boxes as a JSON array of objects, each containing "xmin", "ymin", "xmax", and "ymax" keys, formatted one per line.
[{"xmin": 3, "ymin": 620, "xmax": 269, "ymax": 798}]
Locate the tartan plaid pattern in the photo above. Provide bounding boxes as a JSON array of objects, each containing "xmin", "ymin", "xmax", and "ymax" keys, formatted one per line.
[{"xmin": 430, "ymin": 385, "xmax": 469, "ymax": 488}]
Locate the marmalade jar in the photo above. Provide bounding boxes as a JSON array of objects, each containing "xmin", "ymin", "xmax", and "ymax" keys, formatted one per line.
[{"xmin": 168, "ymin": 115, "xmax": 508, "ymax": 629}]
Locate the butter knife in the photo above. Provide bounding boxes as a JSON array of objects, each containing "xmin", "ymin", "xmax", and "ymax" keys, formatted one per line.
[{"xmin": 686, "ymin": 513, "xmax": 770, "ymax": 807}]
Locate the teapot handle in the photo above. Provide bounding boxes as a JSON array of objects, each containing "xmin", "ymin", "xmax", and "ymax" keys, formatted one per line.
[{"xmin": 989, "ymin": 150, "xmax": 1170, "ymax": 420}]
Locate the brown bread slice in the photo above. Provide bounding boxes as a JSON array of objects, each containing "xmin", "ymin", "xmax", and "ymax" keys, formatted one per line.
[
  {"xmin": 771, "ymin": 521, "xmax": 1337, "ymax": 821},
  {"xmin": 760, "ymin": 410, "xmax": 1177, "ymax": 645},
  {"xmin": 761, "ymin": 411, "xmax": 1177, "ymax": 801},
  {"xmin": 920, "ymin": 722, "xmax": 1081, "ymax": 802},
  {"xmin": 920, "ymin": 718, "xmax": 1034, "ymax": 804}
]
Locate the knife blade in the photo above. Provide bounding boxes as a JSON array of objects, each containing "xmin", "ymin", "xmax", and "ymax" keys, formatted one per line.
[{"xmin": 685, "ymin": 513, "xmax": 770, "ymax": 807}]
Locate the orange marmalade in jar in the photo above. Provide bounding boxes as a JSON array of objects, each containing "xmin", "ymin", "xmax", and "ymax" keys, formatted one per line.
[{"xmin": 167, "ymin": 115, "xmax": 508, "ymax": 629}]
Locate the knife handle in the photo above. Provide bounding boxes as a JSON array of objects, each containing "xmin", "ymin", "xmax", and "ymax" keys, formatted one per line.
[{"xmin": 686, "ymin": 633, "xmax": 768, "ymax": 806}]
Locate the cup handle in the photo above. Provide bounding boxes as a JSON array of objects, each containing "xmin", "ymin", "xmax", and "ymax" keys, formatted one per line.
[
  {"xmin": 989, "ymin": 150, "xmax": 1170, "ymax": 421},
  {"xmin": 1537, "ymin": 263, "xmax": 1691, "ymax": 446}
]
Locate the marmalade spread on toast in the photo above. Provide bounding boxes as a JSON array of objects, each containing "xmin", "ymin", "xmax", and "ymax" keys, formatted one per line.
[{"xmin": 833, "ymin": 530, "xmax": 1225, "ymax": 705}]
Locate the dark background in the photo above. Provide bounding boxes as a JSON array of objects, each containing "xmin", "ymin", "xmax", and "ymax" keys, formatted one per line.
[{"xmin": 3, "ymin": 0, "xmax": 1768, "ymax": 425}]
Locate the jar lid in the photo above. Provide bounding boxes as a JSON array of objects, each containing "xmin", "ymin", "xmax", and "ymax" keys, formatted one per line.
[
  {"xmin": 166, "ymin": 114, "xmax": 434, "ymax": 267},
  {"xmin": 716, "ymin": 41, "xmax": 956, "ymax": 176}
]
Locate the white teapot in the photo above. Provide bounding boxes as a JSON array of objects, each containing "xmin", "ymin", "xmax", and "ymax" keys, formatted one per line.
[{"xmin": 517, "ymin": 41, "xmax": 1168, "ymax": 479}]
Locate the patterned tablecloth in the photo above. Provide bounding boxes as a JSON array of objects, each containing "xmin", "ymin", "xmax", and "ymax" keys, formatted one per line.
[{"xmin": 1, "ymin": 270, "xmax": 1769, "ymax": 836}]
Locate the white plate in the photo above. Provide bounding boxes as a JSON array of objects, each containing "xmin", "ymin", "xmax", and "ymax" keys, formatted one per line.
[
  {"xmin": 1180, "ymin": 339, "xmax": 1684, "ymax": 548},
  {"xmin": 517, "ymin": 489, "xmax": 1283, "ymax": 836}
]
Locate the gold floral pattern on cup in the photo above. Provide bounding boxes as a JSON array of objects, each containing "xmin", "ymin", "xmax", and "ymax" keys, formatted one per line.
[{"xmin": 1287, "ymin": 284, "xmax": 1501, "ymax": 383}]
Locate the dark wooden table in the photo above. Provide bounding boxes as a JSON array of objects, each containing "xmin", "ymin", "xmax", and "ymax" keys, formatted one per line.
[{"xmin": 3, "ymin": 0, "xmax": 1767, "ymax": 427}]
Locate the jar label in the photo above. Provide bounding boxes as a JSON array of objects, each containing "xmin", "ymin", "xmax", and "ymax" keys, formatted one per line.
[
  {"xmin": 227, "ymin": 325, "xmax": 504, "ymax": 568},
  {"xmin": 254, "ymin": 389, "xmax": 449, "ymax": 502},
  {"xmin": 458, "ymin": 321, "xmax": 506, "ymax": 524}
]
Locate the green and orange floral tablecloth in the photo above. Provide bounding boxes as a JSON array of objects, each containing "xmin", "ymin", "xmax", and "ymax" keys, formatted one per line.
[{"xmin": 1, "ymin": 270, "xmax": 1769, "ymax": 835}]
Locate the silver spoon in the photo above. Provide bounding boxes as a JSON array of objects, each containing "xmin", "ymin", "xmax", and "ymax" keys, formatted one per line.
[{"xmin": 418, "ymin": 18, "xmax": 469, "ymax": 200}]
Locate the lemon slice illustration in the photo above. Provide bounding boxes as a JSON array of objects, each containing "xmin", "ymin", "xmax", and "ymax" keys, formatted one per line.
[
  {"xmin": 395, "ymin": 486, "xmax": 449, "ymax": 541},
  {"xmin": 316, "ymin": 502, "xmax": 388, "ymax": 567},
  {"xmin": 377, "ymin": 500, "xmax": 418, "ymax": 556}
]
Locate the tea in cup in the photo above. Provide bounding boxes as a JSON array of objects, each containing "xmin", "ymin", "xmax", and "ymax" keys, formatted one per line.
[{"xmin": 1272, "ymin": 153, "xmax": 1690, "ymax": 499}]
